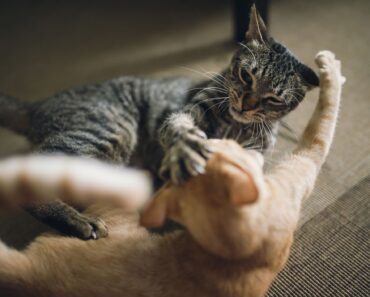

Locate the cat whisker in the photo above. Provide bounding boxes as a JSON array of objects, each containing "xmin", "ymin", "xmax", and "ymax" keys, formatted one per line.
[
  {"xmin": 218, "ymin": 98, "xmax": 229, "ymax": 111},
  {"xmin": 251, "ymin": 122, "xmax": 258, "ymax": 148},
  {"xmin": 187, "ymin": 86, "xmax": 227, "ymax": 94},
  {"xmin": 235, "ymin": 129, "xmax": 242, "ymax": 142},
  {"xmin": 190, "ymin": 97, "xmax": 227, "ymax": 113},
  {"xmin": 200, "ymin": 69, "xmax": 232, "ymax": 89},
  {"xmin": 288, "ymin": 95, "xmax": 301, "ymax": 105},
  {"xmin": 263, "ymin": 124, "xmax": 272, "ymax": 141},
  {"xmin": 222, "ymin": 126, "xmax": 232, "ymax": 139},
  {"xmin": 199, "ymin": 97, "xmax": 230, "ymax": 119},
  {"xmin": 284, "ymin": 87, "xmax": 304, "ymax": 92},
  {"xmin": 241, "ymin": 143, "xmax": 263, "ymax": 150},
  {"xmin": 284, "ymin": 90, "xmax": 303, "ymax": 97},
  {"xmin": 262, "ymin": 122, "xmax": 275, "ymax": 154},
  {"xmin": 181, "ymin": 67, "xmax": 226, "ymax": 89},
  {"xmin": 252, "ymin": 123, "xmax": 262, "ymax": 150},
  {"xmin": 195, "ymin": 66, "xmax": 233, "ymax": 90},
  {"xmin": 283, "ymin": 88, "xmax": 304, "ymax": 94},
  {"xmin": 283, "ymin": 89, "xmax": 304, "ymax": 105},
  {"xmin": 220, "ymin": 101, "xmax": 230, "ymax": 113}
]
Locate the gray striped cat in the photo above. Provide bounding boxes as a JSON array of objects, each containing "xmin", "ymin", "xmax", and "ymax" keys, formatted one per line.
[{"xmin": 0, "ymin": 5, "xmax": 318, "ymax": 239}]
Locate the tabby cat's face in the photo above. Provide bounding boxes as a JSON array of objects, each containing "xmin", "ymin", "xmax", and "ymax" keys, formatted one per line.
[{"xmin": 226, "ymin": 6, "xmax": 319, "ymax": 124}]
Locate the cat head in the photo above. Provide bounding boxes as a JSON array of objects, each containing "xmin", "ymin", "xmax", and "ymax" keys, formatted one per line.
[
  {"xmin": 140, "ymin": 140, "xmax": 266, "ymax": 259},
  {"xmin": 226, "ymin": 4, "xmax": 319, "ymax": 124}
]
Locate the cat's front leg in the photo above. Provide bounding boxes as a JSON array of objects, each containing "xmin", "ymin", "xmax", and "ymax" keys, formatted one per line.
[
  {"xmin": 26, "ymin": 201, "xmax": 108, "ymax": 240},
  {"xmin": 159, "ymin": 112, "xmax": 213, "ymax": 184}
]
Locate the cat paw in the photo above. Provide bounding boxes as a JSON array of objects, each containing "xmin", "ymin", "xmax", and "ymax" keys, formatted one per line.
[
  {"xmin": 315, "ymin": 51, "xmax": 346, "ymax": 87},
  {"xmin": 159, "ymin": 128, "xmax": 213, "ymax": 184},
  {"xmin": 66, "ymin": 214, "xmax": 108, "ymax": 240}
]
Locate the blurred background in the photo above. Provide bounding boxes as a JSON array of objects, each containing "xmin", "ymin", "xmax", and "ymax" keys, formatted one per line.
[{"xmin": 0, "ymin": 0, "xmax": 369, "ymax": 296}]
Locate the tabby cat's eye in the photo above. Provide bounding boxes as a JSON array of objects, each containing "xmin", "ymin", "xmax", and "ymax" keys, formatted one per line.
[
  {"xmin": 264, "ymin": 96, "xmax": 282, "ymax": 105},
  {"xmin": 239, "ymin": 68, "xmax": 253, "ymax": 85}
]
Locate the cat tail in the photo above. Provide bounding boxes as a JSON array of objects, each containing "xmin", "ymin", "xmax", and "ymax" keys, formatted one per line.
[
  {"xmin": 0, "ymin": 93, "xmax": 31, "ymax": 135},
  {"xmin": 0, "ymin": 155, "xmax": 152, "ymax": 210}
]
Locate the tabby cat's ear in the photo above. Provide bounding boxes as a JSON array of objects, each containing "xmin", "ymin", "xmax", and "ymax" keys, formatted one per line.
[
  {"xmin": 245, "ymin": 4, "xmax": 269, "ymax": 44},
  {"xmin": 297, "ymin": 63, "xmax": 320, "ymax": 90}
]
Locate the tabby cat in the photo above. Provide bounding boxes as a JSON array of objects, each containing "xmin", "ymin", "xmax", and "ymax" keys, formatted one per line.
[
  {"xmin": 0, "ymin": 51, "xmax": 344, "ymax": 297},
  {"xmin": 0, "ymin": 5, "xmax": 318, "ymax": 239}
]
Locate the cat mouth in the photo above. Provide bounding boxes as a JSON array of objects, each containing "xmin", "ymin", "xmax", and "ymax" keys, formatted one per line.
[{"xmin": 229, "ymin": 107, "xmax": 255, "ymax": 124}]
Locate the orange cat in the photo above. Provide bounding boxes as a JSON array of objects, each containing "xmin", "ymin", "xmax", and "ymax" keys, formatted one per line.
[{"xmin": 0, "ymin": 51, "xmax": 344, "ymax": 297}]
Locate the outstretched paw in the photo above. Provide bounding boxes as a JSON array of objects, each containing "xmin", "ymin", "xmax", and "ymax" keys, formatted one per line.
[
  {"xmin": 27, "ymin": 201, "xmax": 109, "ymax": 240},
  {"xmin": 315, "ymin": 51, "xmax": 346, "ymax": 88},
  {"xmin": 160, "ymin": 128, "xmax": 213, "ymax": 184}
]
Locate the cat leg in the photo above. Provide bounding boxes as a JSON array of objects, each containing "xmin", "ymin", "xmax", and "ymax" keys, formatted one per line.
[
  {"xmin": 296, "ymin": 50, "xmax": 345, "ymax": 165},
  {"xmin": 26, "ymin": 200, "xmax": 108, "ymax": 240},
  {"xmin": 263, "ymin": 51, "xmax": 344, "ymax": 242},
  {"xmin": 23, "ymin": 124, "xmax": 139, "ymax": 239},
  {"xmin": 158, "ymin": 111, "xmax": 213, "ymax": 184}
]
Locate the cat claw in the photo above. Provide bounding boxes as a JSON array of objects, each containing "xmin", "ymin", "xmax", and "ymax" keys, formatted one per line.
[
  {"xmin": 160, "ymin": 129, "xmax": 212, "ymax": 184},
  {"xmin": 69, "ymin": 216, "xmax": 108, "ymax": 240},
  {"xmin": 194, "ymin": 163, "xmax": 206, "ymax": 175},
  {"xmin": 205, "ymin": 145, "xmax": 215, "ymax": 154},
  {"xmin": 192, "ymin": 128, "xmax": 207, "ymax": 139}
]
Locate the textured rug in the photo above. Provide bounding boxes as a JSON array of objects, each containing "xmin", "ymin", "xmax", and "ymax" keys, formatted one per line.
[{"xmin": 268, "ymin": 176, "xmax": 370, "ymax": 296}]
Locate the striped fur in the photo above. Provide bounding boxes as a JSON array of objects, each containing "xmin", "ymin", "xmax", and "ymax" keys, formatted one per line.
[{"xmin": 0, "ymin": 50, "xmax": 344, "ymax": 297}]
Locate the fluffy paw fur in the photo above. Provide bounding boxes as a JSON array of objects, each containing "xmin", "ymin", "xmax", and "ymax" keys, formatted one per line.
[
  {"xmin": 315, "ymin": 51, "xmax": 346, "ymax": 89},
  {"xmin": 160, "ymin": 128, "xmax": 213, "ymax": 184}
]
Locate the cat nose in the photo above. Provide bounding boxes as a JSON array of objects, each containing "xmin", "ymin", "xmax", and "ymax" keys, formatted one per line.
[{"xmin": 242, "ymin": 96, "xmax": 258, "ymax": 111}]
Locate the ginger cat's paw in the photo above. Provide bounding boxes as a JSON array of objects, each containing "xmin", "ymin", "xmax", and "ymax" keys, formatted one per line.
[{"xmin": 315, "ymin": 51, "xmax": 346, "ymax": 88}]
